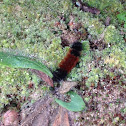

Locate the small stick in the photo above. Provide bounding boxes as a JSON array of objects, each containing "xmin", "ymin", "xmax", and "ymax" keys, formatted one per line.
[{"xmin": 73, "ymin": 0, "xmax": 100, "ymax": 15}]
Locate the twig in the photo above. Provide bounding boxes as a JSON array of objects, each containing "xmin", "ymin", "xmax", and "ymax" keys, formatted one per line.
[{"xmin": 72, "ymin": 0, "xmax": 100, "ymax": 15}]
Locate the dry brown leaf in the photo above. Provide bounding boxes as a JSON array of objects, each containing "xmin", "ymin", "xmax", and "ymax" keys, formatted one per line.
[
  {"xmin": 59, "ymin": 81, "xmax": 77, "ymax": 94},
  {"xmin": 52, "ymin": 111, "xmax": 62, "ymax": 126},
  {"xmin": 30, "ymin": 69, "xmax": 54, "ymax": 87},
  {"xmin": 52, "ymin": 107, "xmax": 70, "ymax": 126},
  {"xmin": 20, "ymin": 96, "xmax": 72, "ymax": 126},
  {"xmin": 62, "ymin": 112, "xmax": 70, "ymax": 126},
  {"xmin": 20, "ymin": 97, "xmax": 54, "ymax": 126}
]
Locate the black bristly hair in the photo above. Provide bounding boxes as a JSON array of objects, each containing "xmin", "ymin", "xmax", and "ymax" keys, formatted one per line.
[
  {"xmin": 52, "ymin": 68, "xmax": 67, "ymax": 82},
  {"xmin": 70, "ymin": 49, "xmax": 81, "ymax": 57},
  {"xmin": 71, "ymin": 41, "xmax": 83, "ymax": 51}
]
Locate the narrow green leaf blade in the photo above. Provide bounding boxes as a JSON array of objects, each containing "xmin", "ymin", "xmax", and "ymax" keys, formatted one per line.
[
  {"xmin": 55, "ymin": 91, "xmax": 86, "ymax": 112},
  {"xmin": 0, "ymin": 51, "xmax": 53, "ymax": 78}
]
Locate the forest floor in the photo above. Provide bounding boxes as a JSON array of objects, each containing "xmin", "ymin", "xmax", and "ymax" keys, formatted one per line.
[{"xmin": 0, "ymin": 0, "xmax": 126, "ymax": 126}]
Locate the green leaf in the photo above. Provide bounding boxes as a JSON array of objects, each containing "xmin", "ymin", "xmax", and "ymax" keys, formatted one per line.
[
  {"xmin": 0, "ymin": 51, "xmax": 53, "ymax": 78},
  {"xmin": 55, "ymin": 91, "xmax": 86, "ymax": 112},
  {"xmin": 117, "ymin": 12, "xmax": 126, "ymax": 22}
]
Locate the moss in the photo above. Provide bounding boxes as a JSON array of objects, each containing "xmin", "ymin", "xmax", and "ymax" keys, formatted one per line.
[
  {"xmin": 85, "ymin": 68, "xmax": 102, "ymax": 87},
  {"xmin": 82, "ymin": 0, "xmax": 123, "ymax": 11},
  {"xmin": 72, "ymin": 8, "xmax": 105, "ymax": 38},
  {"xmin": 0, "ymin": 0, "xmax": 126, "ymax": 116},
  {"xmin": 82, "ymin": 0, "xmax": 124, "ymax": 25},
  {"xmin": 87, "ymin": 19, "xmax": 105, "ymax": 37},
  {"xmin": 0, "ymin": 0, "xmax": 72, "ymax": 111},
  {"xmin": 103, "ymin": 44, "xmax": 126, "ymax": 70},
  {"xmin": 104, "ymin": 25, "xmax": 123, "ymax": 44},
  {"xmin": 0, "ymin": 66, "xmax": 31, "ymax": 112}
]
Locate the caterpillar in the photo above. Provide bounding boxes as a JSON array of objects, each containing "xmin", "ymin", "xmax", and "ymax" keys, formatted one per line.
[{"xmin": 52, "ymin": 41, "xmax": 82, "ymax": 82}]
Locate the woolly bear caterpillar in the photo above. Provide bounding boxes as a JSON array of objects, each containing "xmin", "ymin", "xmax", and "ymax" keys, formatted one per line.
[{"xmin": 52, "ymin": 42, "xmax": 82, "ymax": 82}]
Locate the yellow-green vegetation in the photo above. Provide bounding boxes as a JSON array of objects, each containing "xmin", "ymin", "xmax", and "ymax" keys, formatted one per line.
[
  {"xmin": 104, "ymin": 25, "xmax": 123, "ymax": 44},
  {"xmin": 0, "ymin": 0, "xmax": 71, "ymax": 112},
  {"xmin": 0, "ymin": 0, "xmax": 126, "ymax": 120},
  {"xmin": 0, "ymin": 66, "xmax": 31, "ymax": 110},
  {"xmin": 82, "ymin": 0, "xmax": 124, "ymax": 24}
]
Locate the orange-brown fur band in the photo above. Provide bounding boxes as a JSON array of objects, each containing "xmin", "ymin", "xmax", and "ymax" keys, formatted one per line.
[{"xmin": 59, "ymin": 49, "xmax": 79, "ymax": 73}]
